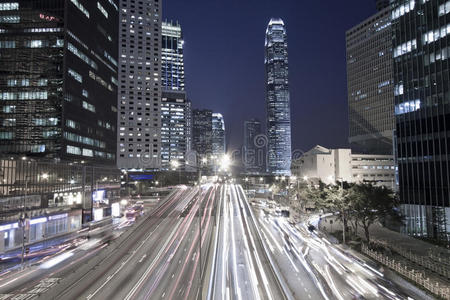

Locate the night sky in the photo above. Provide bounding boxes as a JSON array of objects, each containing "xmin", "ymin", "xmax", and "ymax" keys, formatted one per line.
[{"xmin": 163, "ymin": 0, "xmax": 377, "ymax": 154}]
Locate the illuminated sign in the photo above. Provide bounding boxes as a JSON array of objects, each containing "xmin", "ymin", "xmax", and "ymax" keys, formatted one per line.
[
  {"xmin": 49, "ymin": 213, "xmax": 68, "ymax": 221},
  {"xmin": 111, "ymin": 202, "xmax": 120, "ymax": 217},
  {"xmin": 129, "ymin": 174, "xmax": 154, "ymax": 181},
  {"xmin": 30, "ymin": 217, "xmax": 47, "ymax": 225},
  {"xmin": 39, "ymin": 13, "xmax": 59, "ymax": 22}
]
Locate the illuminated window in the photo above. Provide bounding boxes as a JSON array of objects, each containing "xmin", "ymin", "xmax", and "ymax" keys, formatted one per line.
[
  {"xmin": 0, "ymin": 3, "xmax": 19, "ymax": 11},
  {"xmin": 68, "ymin": 68, "xmax": 82, "ymax": 83},
  {"xmin": 97, "ymin": 2, "xmax": 108, "ymax": 18},
  {"xmin": 70, "ymin": 0, "xmax": 89, "ymax": 18}
]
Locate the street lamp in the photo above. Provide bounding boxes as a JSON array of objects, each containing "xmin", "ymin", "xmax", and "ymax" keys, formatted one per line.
[
  {"xmin": 171, "ymin": 160, "xmax": 181, "ymax": 184},
  {"xmin": 41, "ymin": 173, "xmax": 49, "ymax": 180}
]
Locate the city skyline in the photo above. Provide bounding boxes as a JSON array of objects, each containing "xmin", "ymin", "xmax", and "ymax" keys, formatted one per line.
[
  {"xmin": 163, "ymin": 0, "xmax": 378, "ymax": 153},
  {"xmin": 0, "ymin": 0, "xmax": 449, "ymax": 299}
]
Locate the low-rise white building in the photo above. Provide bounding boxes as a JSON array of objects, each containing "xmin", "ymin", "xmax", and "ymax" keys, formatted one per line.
[{"xmin": 291, "ymin": 145, "xmax": 395, "ymax": 189}]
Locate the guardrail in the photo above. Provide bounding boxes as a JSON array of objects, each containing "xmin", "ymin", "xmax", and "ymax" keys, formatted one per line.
[
  {"xmin": 362, "ymin": 244, "xmax": 450, "ymax": 300},
  {"xmin": 370, "ymin": 238, "xmax": 450, "ymax": 280}
]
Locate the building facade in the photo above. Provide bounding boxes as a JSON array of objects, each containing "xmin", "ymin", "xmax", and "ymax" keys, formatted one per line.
[
  {"xmin": 160, "ymin": 20, "xmax": 190, "ymax": 170},
  {"xmin": 160, "ymin": 92, "xmax": 189, "ymax": 170},
  {"xmin": 265, "ymin": 18, "xmax": 292, "ymax": 176},
  {"xmin": 161, "ymin": 20, "xmax": 184, "ymax": 92},
  {"xmin": 0, "ymin": 0, "xmax": 118, "ymax": 165},
  {"xmin": 212, "ymin": 113, "xmax": 225, "ymax": 157},
  {"xmin": 392, "ymin": 0, "xmax": 450, "ymax": 242},
  {"xmin": 291, "ymin": 145, "xmax": 395, "ymax": 188},
  {"xmin": 346, "ymin": 6, "xmax": 395, "ymax": 155},
  {"xmin": 192, "ymin": 109, "xmax": 212, "ymax": 157},
  {"xmin": 243, "ymin": 119, "xmax": 265, "ymax": 174},
  {"xmin": 117, "ymin": 0, "xmax": 161, "ymax": 171}
]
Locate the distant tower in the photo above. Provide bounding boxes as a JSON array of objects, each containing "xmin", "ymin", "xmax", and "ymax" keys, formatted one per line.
[
  {"xmin": 212, "ymin": 113, "xmax": 226, "ymax": 157},
  {"xmin": 265, "ymin": 18, "xmax": 291, "ymax": 176},
  {"xmin": 244, "ymin": 119, "xmax": 264, "ymax": 174}
]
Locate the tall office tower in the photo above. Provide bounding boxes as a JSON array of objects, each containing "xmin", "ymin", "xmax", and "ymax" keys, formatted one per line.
[
  {"xmin": 265, "ymin": 18, "xmax": 291, "ymax": 176},
  {"xmin": 160, "ymin": 92, "xmax": 188, "ymax": 170},
  {"xmin": 0, "ymin": 0, "xmax": 118, "ymax": 165},
  {"xmin": 346, "ymin": 6, "xmax": 394, "ymax": 155},
  {"xmin": 212, "ymin": 113, "xmax": 225, "ymax": 157},
  {"xmin": 392, "ymin": 0, "xmax": 450, "ymax": 242},
  {"xmin": 244, "ymin": 119, "xmax": 265, "ymax": 174},
  {"xmin": 192, "ymin": 109, "xmax": 212, "ymax": 156},
  {"xmin": 117, "ymin": 0, "xmax": 161, "ymax": 171},
  {"xmin": 376, "ymin": 0, "xmax": 390, "ymax": 11},
  {"xmin": 160, "ymin": 20, "xmax": 189, "ymax": 170},
  {"xmin": 162, "ymin": 20, "xmax": 184, "ymax": 91}
]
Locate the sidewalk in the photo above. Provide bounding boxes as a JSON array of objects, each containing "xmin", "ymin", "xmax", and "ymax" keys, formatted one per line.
[{"xmin": 319, "ymin": 216, "xmax": 450, "ymax": 259}]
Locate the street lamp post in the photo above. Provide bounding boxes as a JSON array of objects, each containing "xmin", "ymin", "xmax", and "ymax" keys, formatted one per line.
[{"xmin": 20, "ymin": 180, "xmax": 27, "ymax": 269}]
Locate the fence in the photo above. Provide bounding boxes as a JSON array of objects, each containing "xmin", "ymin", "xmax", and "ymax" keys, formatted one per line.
[
  {"xmin": 362, "ymin": 244, "xmax": 450, "ymax": 299},
  {"xmin": 370, "ymin": 238, "xmax": 450, "ymax": 280}
]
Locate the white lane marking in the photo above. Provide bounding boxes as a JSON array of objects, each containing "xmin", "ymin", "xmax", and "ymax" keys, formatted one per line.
[{"xmin": 138, "ymin": 254, "xmax": 147, "ymax": 263}]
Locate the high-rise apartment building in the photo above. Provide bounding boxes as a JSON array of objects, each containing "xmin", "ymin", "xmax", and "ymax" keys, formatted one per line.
[
  {"xmin": 243, "ymin": 119, "xmax": 265, "ymax": 174},
  {"xmin": 346, "ymin": 6, "xmax": 394, "ymax": 155},
  {"xmin": 265, "ymin": 18, "xmax": 292, "ymax": 176},
  {"xmin": 392, "ymin": 0, "xmax": 450, "ymax": 242},
  {"xmin": 162, "ymin": 20, "xmax": 184, "ymax": 91},
  {"xmin": 0, "ymin": 0, "xmax": 118, "ymax": 165},
  {"xmin": 192, "ymin": 109, "xmax": 212, "ymax": 156},
  {"xmin": 212, "ymin": 113, "xmax": 225, "ymax": 157},
  {"xmin": 117, "ymin": 0, "xmax": 161, "ymax": 170}
]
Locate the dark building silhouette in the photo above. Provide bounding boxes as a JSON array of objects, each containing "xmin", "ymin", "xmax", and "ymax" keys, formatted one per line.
[{"xmin": 0, "ymin": 0, "xmax": 119, "ymax": 165}]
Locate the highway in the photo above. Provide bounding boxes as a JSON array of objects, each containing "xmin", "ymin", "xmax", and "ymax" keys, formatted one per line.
[
  {"xmin": 209, "ymin": 184, "xmax": 286, "ymax": 300},
  {"xmin": 0, "ymin": 183, "xmax": 421, "ymax": 300}
]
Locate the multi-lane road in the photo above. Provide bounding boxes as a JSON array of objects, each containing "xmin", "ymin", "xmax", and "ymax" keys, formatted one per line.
[{"xmin": 0, "ymin": 183, "xmax": 426, "ymax": 300}]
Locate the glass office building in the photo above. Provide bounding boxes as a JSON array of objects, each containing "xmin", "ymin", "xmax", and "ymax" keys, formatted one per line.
[
  {"xmin": 160, "ymin": 92, "xmax": 189, "ymax": 170},
  {"xmin": 265, "ymin": 18, "xmax": 292, "ymax": 175},
  {"xmin": 346, "ymin": 6, "xmax": 394, "ymax": 155},
  {"xmin": 192, "ymin": 109, "xmax": 212, "ymax": 156},
  {"xmin": 392, "ymin": 0, "xmax": 450, "ymax": 242},
  {"xmin": 162, "ymin": 20, "xmax": 184, "ymax": 92},
  {"xmin": 0, "ymin": 0, "xmax": 118, "ymax": 165},
  {"xmin": 212, "ymin": 113, "xmax": 225, "ymax": 157},
  {"xmin": 244, "ymin": 118, "xmax": 265, "ymax": 174}
]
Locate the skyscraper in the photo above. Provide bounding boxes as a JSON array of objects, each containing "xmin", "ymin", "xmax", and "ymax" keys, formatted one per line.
[
  {"xmin": 162, "ymin": 20, "xmax": 184, "ymax": 91},
  {"xmin": 117, "ymin": 0, "xmax": 161, "ymax": 170},
  {"xmin": 392, "ymin": 0, "xmax": 450, "ymax": 242},
  {"xmin": 346, "ymin": 6, "xmax": 394, "ymax": 155},
  {"xmin": 212, "ymin": 113, "xmax": 225, "ymax": 157},
  {"xmin": 192, "ymin": 109, "xmax": 212, "ymax": 157},
  {"xmin": 160, "ymin": 92, "xmax": 188, "ymax": 170},
  {"xmin": 244, "ymin": 119, "xmax": 265, "ymax": 174},
  {"xmin": 160, "ymin": 20, "xmax": 189, "ymax": 170},
  {"xmin": 265, "ymin": 18, "xmax": 291, "ymax": 176},
  {"xmin": 0, "ymin": 0, "xmax": 118, "ymax": 165}
]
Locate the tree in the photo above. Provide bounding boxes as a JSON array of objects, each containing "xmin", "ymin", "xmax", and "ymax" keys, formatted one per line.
[
  {"xmin": 352, "ymin": 184, "xmax": 398, "ymax": 242},
  {"xmin": 306, "ymin": 181, "xmax": 355, "ymax": 244}
]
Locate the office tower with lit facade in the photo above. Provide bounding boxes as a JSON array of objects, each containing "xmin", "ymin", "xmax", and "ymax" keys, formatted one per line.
[
  {"xmin": 160, "ymin": 20, "xmax": 190, "ymax": 170},
  {"xmin": 265, "ymin": 18, "xmax": 291, "ymax": 175},
  {"xmin": 192, "ymin": 109, "xmax": 212, "ymax": 157},
  {"xmin": 0, "ymin": 0, "xmax": 118, "ymax": 165},
  {"xmin": 346, "ymin": 5, "xmax": 394, "ymax": 155},
  {"xmin": 117, "ymin": 0, "xmax": 161, "ymax": 170},
  {"xmin": 244, "ymin": 119, "xmax": 265, "ymax": 174},
  {"xmin": 162, "ymin": 20, "xmax": 184, "ymax": 91},
  {"xmin": 212, "ymin": 113, "xmax": 225, "ymax": 157},
  {"xmin": 392, "ymin": 0, "xmax": 450, "ymax": 242}
]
